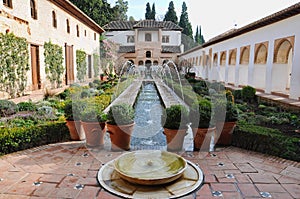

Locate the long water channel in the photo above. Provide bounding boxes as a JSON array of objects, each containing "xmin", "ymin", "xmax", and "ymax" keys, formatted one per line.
[{"xmin": 130, "ymin": 81, "xmax": 167, "ymax": 150}]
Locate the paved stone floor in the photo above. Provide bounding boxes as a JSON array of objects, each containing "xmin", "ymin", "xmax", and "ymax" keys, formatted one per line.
[{"xmin": 0, "ymin": 141, "xmax": 299, "ymax": 199}]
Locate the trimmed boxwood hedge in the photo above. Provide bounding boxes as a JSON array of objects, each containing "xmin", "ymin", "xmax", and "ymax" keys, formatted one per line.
[
  {"xmin": 0, "ymin": 121, "xmax": 70, "ymax": 155},
  {"xmin": 232, "ymin": 123, "xmax": 300, "ymax": 162}
]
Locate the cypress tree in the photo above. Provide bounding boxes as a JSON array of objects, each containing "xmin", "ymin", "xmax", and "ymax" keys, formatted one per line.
[
  {"xmin": 150, "ymin": 3, "xmax": 156, "ymax": 20},
  {"xmin": 164, "ymin": 1, "xmax": 178, "ymax": 24},
  {"xmin": 195, "ymin": 26, "xmax": 199, "ymax": 43},
  {"xmin": 145, "ymin": 2, "xmax": 151, "ymax": 19},
  {"xmin": 179, "ymin": 2, "xmax": 193, "ymax": 38}
]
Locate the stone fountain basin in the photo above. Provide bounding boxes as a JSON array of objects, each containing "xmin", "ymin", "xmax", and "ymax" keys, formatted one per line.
[{"xmin": 114, "ymin": 150, "xmax": 187, "ymax": 185}]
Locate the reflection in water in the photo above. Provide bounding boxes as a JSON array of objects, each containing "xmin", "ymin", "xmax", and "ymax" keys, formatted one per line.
[{"xmin": 131, "ymin": 82, "xmax": 166, "ymax": 150}]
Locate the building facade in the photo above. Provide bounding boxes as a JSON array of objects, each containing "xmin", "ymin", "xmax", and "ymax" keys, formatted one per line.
[
  {"xmin": 103, "ymin": 20, "xmax": 183, "ymax": 68},
  {"xmin": 179, "ymin": 3, "xmax": 300, "ymax": 100},
  {"xmin": 0, "ymin": 0, "xmax": 103, "ymax": 95}
]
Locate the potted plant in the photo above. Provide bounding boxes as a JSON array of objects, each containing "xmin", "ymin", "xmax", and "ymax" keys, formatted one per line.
[
  {"xmin": 216, "ymin": 100, "xmax": 238, "ymax": 145},
  {"xmin": 190, "ymin": 98, "xmax": 216, "ymax": 151},
  {"xmin": 64, "ymin": 100, "xmax": 85, "ymax": 141},
  {"xmin": 80, "ymin": 103, "xmax": 107, "ymax": 148},
  {"xmin": 106, "ymin": 103, "xmax": 135, "ymax": 151},
  {"xmin": 161, "ymin": 105, "xmax": 189, "ymax": 151}
]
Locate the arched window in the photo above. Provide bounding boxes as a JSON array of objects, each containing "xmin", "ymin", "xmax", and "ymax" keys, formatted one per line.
[
  {"xmin": 153, "ymin": 60, "xmax": 158, "ymax": 65},
  {"xmin": 145, "ymin": 33, "xmax": 152, "ymax": 42},
  {"xmin": 229, "ymin": 50, "xmax": 236, "ymax": 65},
  {"xmin": 240, "ymin": 47, "xmax": 250, "ymax": 65},
  {"xmin": 146, "ymin": 51, "xmax": 151, "ymax": 58},
  {"xmin": 274, "ymin": 39, "xmax": 292, "ymax": 64},
  {"xmin": 255, "ymin": 44, "xmax": 267, "ymax": 64},
  {"xmin": 66, "ymin": 19, "xmax": 70, "ymax": 33},
  {"xmin": 220, "ymin": 52, "xmax": 226, "ymax": 66},
  {"xmin": 138, "ymin": 61, "xmax": 144, "ymax": 65},
  {"xmin": 52, "ymin": 11, "xmax": 57, "ymax": 28},
  {"xmin": 213, "ymin": 53, "xmax": 218, "ymax": 66},
  {"xmin": 30, "ymin": 0, "xmax": 37, "ymax": 19}
]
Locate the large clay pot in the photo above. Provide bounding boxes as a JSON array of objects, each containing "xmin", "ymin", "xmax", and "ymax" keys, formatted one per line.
[
  {"xmin": 163, "ymin": 128, "xmax": 187, "ymax": 151},
  {"xmin": 192, "ymin": 127, "xmax": 216, "ymax": 151},
  {"xmin": 216, "ymin": 121, "xmax": 236, "ymax": 145},
  {"xmin": 66, "ymin": 120, "xmax": 85, "ymax": 141},
  {"xmin": 81, "ymin": 121, "xmax": 106, "ymax": 147},
  {"xmin": 106, "ymin": 122, "xmax": 135, "ymax": 151}
]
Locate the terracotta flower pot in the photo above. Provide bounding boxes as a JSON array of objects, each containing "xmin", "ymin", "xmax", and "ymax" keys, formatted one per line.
[
  {"xmin": 192, "ymin": 127, "xmax": 216, "ymax": 151},
  {"xmin": 107, "ymin": 122, "xmax": 134, "ymax": 151},
  {"xmin": 66, "ymin": 120, "xmax": 85, "ymax": 141},
  {"xmin": 163, "ymin": 128, "xmax": 187, "ymax": 151},
  {"xmin": 216, "ymin": 121, "xmax": 236, "ymax": 145},
  {"xmin": 81, "ymin": 121, "xmax": 106, "ymax": 148}
]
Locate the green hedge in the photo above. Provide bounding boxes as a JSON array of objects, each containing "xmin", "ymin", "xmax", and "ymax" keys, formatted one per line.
[
  {"xmin": 232, "ymin": 123, "xmax": 300, "ymax": 162},
  {"xmin": 0, "ymin": 121, "xmax": 70, "ymax": 155}
]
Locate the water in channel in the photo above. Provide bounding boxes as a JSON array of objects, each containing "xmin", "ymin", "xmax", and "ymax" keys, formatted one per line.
[{"xmin": 130, "ymin": 81, "xmax": 167, "ymax": 150}]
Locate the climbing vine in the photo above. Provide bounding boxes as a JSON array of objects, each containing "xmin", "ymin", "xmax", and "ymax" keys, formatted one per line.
[
  {"xmin": 93, "ymin": 53, "xmax": 100, "ymax": 78},
  {"xmin": 76, "ymin": 50, "xmax": 87, "ymax": 82},
  {"xmin": 44, "ymin": 41, "xmax": 64, "ymax": 88},
  {"xmin": 0, "ymin": 33, "xmax": 29, "ymax": 98}
]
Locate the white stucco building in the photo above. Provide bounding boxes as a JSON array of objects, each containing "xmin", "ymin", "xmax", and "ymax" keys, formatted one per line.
[
  {"xmin": 179, "ymin": 2, "xmax": 300, "ymax": 100},
  {"xmin": 0, "ymin": 0, "xmax": 104, "ymax": 94},
  {"xmin": 103, "ymin": 20, "xmax": 183, "ymax": 67}
]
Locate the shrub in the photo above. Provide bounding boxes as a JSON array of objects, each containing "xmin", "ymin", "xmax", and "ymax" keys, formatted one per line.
[
  {"xmin": 232, "ymin": 122, "xmax": 300, "ymax": 162},
  {"xmin": 190, "ymin": 98, "xmax": 215, "ymax": 128},
  {"xmin": 162, "ymin": 105, "xmax": 189, "ymax": 129},
  {"xmin": 107, "ymin": 103, "xmax": 135, "ymax": 125},
  {"xmin": 0, "ymin": 121, "xmax": 69, "ymax": 155},
  {"xmin": 241, "ymin": 86, "xmax": 256, "ymax": 102},
  {"xmin": 0, "ymin": 100, "xmax": 18, "ymax": 117},
  {"xmin": 17, "ymin": 101, "xmax": 37, "ymax": 112}
]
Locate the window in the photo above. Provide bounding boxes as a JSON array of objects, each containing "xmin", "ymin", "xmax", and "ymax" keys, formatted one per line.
[
  {"xmin": 84, "ymin": 30, "xmax": 87, "ymax": 37},
  {"xmin": 146, "ymin": 51, "xmax": 151, "ymax": 58},
  {"xmin": 30, "ymin": 0, "xmax": 37, "ymax": 19},
  {"xmin": 52, "ymin": 11, "xmax": 57, "ymax": 28},
  {"xmin": 76, "ymin": 25, "xmax": 79, "ymax": 37},
  {"xmin": 3, "ymin": 0, "xmax": 12, "ymax": 8},
  {"xmin": 94, "ymin": 33, "xmax": 96, "ymax": 40},
  {"xmin": 66, "ymin": 19, "xmax": 70, "ymax": 33},
  {"xmin": 127, "ymin": 35, "xmax": 135, "ymax": 43},
  {"xmin": 145, "ymin": 33, "xmax": 151, "ymax": 42},
  {"xmin": 162, "ymin": 35, "xmax": 169, "ymax": 43}
]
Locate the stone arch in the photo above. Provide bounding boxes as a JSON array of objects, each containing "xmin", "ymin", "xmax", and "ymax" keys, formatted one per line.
[
  {"xmin": 255, "ymin": 43, "xmax": 268, "ymax": 64},
  {"xmin": 220, "ymin": 51, "xmax": 226, "ymax": 66},
  {"xmin": 213, "ymin": 53, "xmax": 218, "ymax": 66},
  {"xmin": 240, "ymin": 46, "xmax": 250, "ymax": 65},
  {"xmin": 229, "ymin": 49, "xmax": 236, "ymax": 65},
  {"xmin": 274, "ymin": 39, "xmax": 292, "ymax": 64},
  {"xmin": 128, "ymin": 60, "xmax": 134, "ymax": 65},
  {"xmin": 153, "ymin": 60, "xmax": 158, "ymax": 65},
  {"xmin": 138, "ymin": 60, "xmax": 144, "ymax": 65}
]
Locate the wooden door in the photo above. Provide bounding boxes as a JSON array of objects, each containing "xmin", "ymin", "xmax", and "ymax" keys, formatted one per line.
[
  {"xmin": 30, "ymin": 45, "xmax": 41, "ymax": 90},
  {"xmin": 65, "ymin": 44, "xmax": 74, "ymax": 85}
]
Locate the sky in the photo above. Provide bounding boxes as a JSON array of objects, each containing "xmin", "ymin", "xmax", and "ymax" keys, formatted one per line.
[{"xmin": 107, "ymin": 0, "xmax": 300, "ymax": 41}]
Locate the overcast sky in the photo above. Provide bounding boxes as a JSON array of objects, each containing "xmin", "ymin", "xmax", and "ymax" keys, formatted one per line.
[{"xmin": 107, "ymin": 0, "xmax": 300, "ymax": 40}]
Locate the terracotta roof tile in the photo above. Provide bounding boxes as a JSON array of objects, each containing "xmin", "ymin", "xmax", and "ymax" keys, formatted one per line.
[
  {"xmin": 119, "ymin": 46, "xmax": 135, "ymax": 53},
  {"xmin": 161, "ymin": 46, "xmax": 181, "ymax": 53}
]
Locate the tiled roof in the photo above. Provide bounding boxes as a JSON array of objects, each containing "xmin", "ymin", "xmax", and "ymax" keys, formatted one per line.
[
  {"xmin": 161, "ymin": 46, "xmax": 181, "ymax": 53},
  {"xmin": 103, "ymin": 20, "xmax": 182, "ymax": 31},
  {"xmin": 119, "ymin": 46, "xmax": 135, "ymax": 53}
]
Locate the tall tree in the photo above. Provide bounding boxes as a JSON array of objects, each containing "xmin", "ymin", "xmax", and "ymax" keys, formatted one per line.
[
  {"xmin": 114, "ymin": 0, "xmax": 128, "ymax": 21},
  {"xmin": 145, "ymin": 2, "xmax": 152, "ymax": 19},
  {"xmin": 70, "ymin": 0, "xmax": 117, "ymax": 26},
  {"xmin": 150, "ymin": 3, "xmax": 156, "ymax": 20},
  {"xmin": 164, "ymin": 1, "xmax": 178, "ymax": 24},
  {"xmin": 194, "ymin": 26, "xmax": 199, "ymax": 43},
  {"xmin": 179, "ymin": 2, "xmax": 193, "ymax": 38},
  {"xmin": 198, "ymin": 26, "xmax": 205, "ymax": 44}
]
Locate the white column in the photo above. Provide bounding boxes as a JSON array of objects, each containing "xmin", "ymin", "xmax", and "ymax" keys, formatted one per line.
[
  {"xmin": 289, "ymin": 36, "xmax": 300, "ymax": 100},
  {"xmin": 248, "ymin": 44, "xmax": 255, "ymax": 86},
  {"xmin": 265, "ymin": 40, "xmax": 274, "ymax": 94},
  {"xmin": 216, "ymin": 51, "xmax": 221, "ymax": 81},
  {"xmin": 235, "ymin": 48, "xmax": 240, "ymax": 86},
  {"xmin": 225, "ymin": 50, "xmax": 229, "ymax": 83}
]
